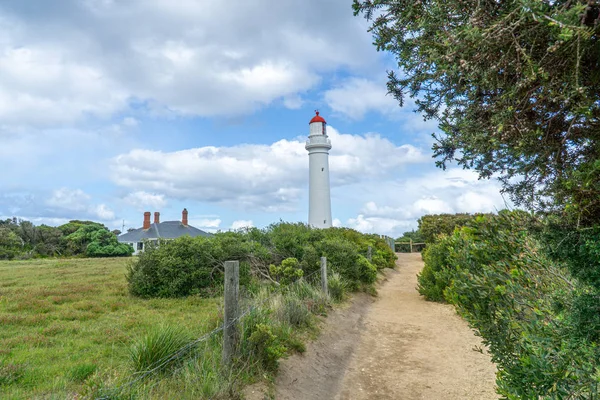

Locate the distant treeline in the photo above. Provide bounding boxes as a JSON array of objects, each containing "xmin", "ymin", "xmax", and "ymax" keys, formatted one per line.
[{"xmin": 0, "ymin": 218, "xmax": 133, "ymax": 260}]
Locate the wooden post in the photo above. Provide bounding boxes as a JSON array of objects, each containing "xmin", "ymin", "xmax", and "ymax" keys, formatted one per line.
[
  {"xmin": 320, "ymin": 257, "xmax": 328, "ymax": 296},
  {"xmin": 367, "ymin": 246, "xmax": 372, "ymax": 261},
  {"xmin": 223, "ymin": 260, "xmax": 239, "ymax": 367},
  {"xmin": 410, "ymin": 239, "xmax": 413, "ymax": 253}
]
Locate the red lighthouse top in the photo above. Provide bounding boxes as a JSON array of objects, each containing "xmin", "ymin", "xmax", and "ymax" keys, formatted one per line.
[{"xmin": 309, "ymin": 110, "xmax": 326, "ymax": 124}]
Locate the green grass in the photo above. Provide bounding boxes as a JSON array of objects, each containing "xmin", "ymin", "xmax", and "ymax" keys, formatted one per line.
[{"xmin": 0, "ymin": 258, "xmax": 219, "ymax": 399}]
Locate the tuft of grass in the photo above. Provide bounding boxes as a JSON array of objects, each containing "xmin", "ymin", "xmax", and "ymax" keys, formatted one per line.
[
  {"xmin": 69, "ymin": 363, "xmax": 97, "ymax": 383},
  {"xmin": 278, "ymin": 295, "xmax": 312, "ymax": 327},
  {"xmin": 129, "ymin": 325, "xmax": 192, "ymax": 373},
  {"xmin": 327, "ymin": 272, "xmax": 348, "ymax": 302}
]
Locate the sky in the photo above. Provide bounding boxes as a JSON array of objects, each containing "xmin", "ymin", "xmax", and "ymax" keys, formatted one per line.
[{"xmin": 0, "ymin": 0, "xmax": 509, "ymax": 238}]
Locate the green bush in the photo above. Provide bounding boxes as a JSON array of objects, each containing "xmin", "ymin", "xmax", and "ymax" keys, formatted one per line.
[
  {"xmin": 128, "ymin": 222, "xmax": 394, "ymax": 298},
  {"xmin": 269, "ymin": 257, "xmax": 304, "ymax": 285},
  {"xmin": 421, "ymin": 211, "xmax": 600, "ymax": 397},
  {"xmin": 417, "ymin": 213, "xmax": 479, "ymax": 244},
  {"xmin": 416, "ymin": 234, "xmax": 453, "ymax": 302},
  {"xmin": 0, "ymin": 227, "xmax": 22, "ymax": 260}
]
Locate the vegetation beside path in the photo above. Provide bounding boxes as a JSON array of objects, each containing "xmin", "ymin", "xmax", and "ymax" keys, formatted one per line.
[
  {"xmin": 417, "ymin": 211, "xmax": 600, "ymax": 398},
  {"xmin": 0, "ymin": 223, "xmax": 395, "ymax": 399}
]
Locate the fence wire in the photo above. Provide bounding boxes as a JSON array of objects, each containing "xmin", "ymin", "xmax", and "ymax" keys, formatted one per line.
[{"xmin": 97, "ymin": 267, "xmax": 324, "ymax": 399}]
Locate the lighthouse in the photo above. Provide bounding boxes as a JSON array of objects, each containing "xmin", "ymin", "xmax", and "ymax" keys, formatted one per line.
[{"xmin": 305, "ymin": 111, "xmax": 332, "ymax": 228}]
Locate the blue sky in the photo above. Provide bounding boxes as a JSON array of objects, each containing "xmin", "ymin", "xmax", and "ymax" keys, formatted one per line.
[{"xmin": 0, "ymin": 0, "xmax": 507, "ymax": 237}]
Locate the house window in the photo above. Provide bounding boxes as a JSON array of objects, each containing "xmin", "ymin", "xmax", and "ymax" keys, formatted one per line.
[{"xmin": 137, "ymin": 242, "xmax": 143, "ymax": 251}]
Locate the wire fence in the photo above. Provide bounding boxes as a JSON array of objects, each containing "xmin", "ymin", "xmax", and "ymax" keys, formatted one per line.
[{"xmin": 97, "ymin": 266, "xmax": 324, "ymax": 399}]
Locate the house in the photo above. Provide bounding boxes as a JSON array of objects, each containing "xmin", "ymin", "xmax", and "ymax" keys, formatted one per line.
[{"xmin": 118, "ymin": 208, "xmax": 212, "ymax": 255}]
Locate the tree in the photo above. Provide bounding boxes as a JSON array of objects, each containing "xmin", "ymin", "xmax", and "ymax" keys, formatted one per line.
[
  {"xmin": 66, "ymin": 224, "xmax": 132, "ymax": 257},
  {"xmin": 0, "ymin": 227, "xmax": 23, "ymax": 259},
  {"xmin": 353, "ymin": 0, "xmax": 600, "ymax": 224}
]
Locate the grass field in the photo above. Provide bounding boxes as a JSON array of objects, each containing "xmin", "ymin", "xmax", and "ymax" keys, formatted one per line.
[{"xmin": 0, "ymin": 257, "xmax": 220, "ymax": 399}]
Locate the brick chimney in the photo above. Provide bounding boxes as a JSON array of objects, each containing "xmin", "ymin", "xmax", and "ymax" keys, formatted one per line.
[
  {"xmin": 143, "ymin": 211, "xmax": 151, "ymax": 230},
  {"xmin": 154, "ymin": 212, "xmax": 160, "ymax": 224},
  {"xmin": 182, "ymin": 208, "xmax": 188, "ymax": 226}
]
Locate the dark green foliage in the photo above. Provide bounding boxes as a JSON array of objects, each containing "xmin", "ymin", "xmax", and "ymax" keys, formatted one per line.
[
  {"xmin": 238, "ymin": 307, "xmax": 287, "ymax": 372},
  {"xmin": 0, "ymin": 227, "xmax": 22, "ymax": 260},
  {"xmin": 0, "ymin": 218, "xmax": 131, "ymax": 259},
  {"xmin": 417, "ymin": 214, "xmax": 478, "ymax": 244},
  {"xmin": 127, "ymin": 222, "xmax": 396, "ymax": 298},
  {"xmin": 269, "ymin": 257, "xmax": 304, "ymax": 285},
  {"xmin": 354, "ymin": 0, "xmax": 600, "ymax": 223},
  {"xmin": 419, "ymin": 211, "xmax": 600, "ymax": 397},
  {"xmin": 396, "ymin": 230, "xmax": 424, "ymax": 244},
  {"xmin": 416, "ymin": 235, "xmax": 453, "ymax": 302},
  {"xmin": 127, "ymin": 236, "xmax": 231, "ymax": 298}
]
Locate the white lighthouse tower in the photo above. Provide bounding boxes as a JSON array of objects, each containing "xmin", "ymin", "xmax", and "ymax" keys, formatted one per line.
[{"xmin": 305, "ymin": 111, "xmax": 332, "ymax": 228}]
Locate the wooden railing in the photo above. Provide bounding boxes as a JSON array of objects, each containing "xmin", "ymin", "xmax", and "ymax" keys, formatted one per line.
[{"xmin": 394, "ymin": 239, "xmax": 426, "ymax": 253}]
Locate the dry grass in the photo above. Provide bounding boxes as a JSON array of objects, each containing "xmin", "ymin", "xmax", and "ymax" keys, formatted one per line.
[{"xmin": 0, "ymin": 257, "xmax": 219, "ymax": 399}]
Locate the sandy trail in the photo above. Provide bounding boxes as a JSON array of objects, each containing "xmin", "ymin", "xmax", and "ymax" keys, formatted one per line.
[{"xmin": 273, "ymin": 253, "xmax": 497, "ymax": 400}]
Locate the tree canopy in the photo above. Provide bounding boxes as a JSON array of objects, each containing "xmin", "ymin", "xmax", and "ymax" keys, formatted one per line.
[
  {"xmin": 0, "ymin": 219, "xmax": 132, "ymax": 259},
  {"xmin": 353, "ymin": 0, "xmax": 600, "ymax": 224}
]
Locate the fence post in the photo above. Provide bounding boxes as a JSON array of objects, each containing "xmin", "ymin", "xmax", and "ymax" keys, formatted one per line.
[
  {"xmin": 320, "ymin": 256, "xmax": 328, "ymax": 296},
  {"xmin": 223, "ymin": 260, "xmax": 239, "ymax": 367},
  {"xmin": 410, "ymin": 239, "xmax": 413, "ymax": 253},
  {"xmin": 367, "ymin": 246, "xmax": 372, "ymax": 262}
]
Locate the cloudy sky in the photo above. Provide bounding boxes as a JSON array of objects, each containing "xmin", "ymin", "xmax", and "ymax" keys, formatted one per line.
[{"xmin": 0, "ymin": 0, "xmax": 508, "ymax": 237}]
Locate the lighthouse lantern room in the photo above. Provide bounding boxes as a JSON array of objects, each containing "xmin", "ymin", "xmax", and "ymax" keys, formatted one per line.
[{"xmin": 305, "ymin": 111, "xmax": 333, "ymax": 228}]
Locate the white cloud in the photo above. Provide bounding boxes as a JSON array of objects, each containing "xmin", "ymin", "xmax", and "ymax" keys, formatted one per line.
[
  {"xmin": 346, "ymin": 215, "xmax": 413, "ymax": 236},
  {"xmin": 283, "ymin": 94, "xmax": 304, "ymax": 110},
  {"xmin": 339, "ymin": 167, "xmax": 510, "ymax": 237},
  {"xmin": 413, "ymin": 197, "xmax": 454, "ymax": 215},
  {"xmin": 231, "ymin": 220, "xmax": 254, "ymax": 230},
  {"xmin": 122, "ymin": 117, "xmax": 138, "ymax": 127},
  {"xmin": 324, "ymin": 78, "xmax": 398, "ymax": 120},
  {"xmin": 124, "ymin": 191, "xmax": 167, "ymax": 210},
  {"xmin": 110, "ymin": 126, "xmax": 426, "ymax": 211},
  {"xmin": 46, "ymin": 188, "xmax": 91, "ymax": 212},
  {"xmin": 92, "ymin": 204, "xmax": 115, "ymax": 220},
  {"xmin": 0, "ymin": 0, "xmax": 378, "ymax": 126},
  {"xmin": 0, "ymin": 188, "xmax": 117, "ymax": 223},
  {"xmin": 45, "ymin": 188, "xmax": 115, "ymax": 221},
  {"xmin": 188, "ymin": 218, "xmax": 221, "ymax": 233}
]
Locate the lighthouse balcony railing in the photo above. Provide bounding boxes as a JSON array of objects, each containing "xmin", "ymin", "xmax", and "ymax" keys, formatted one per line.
[{"xmin": 306, "ymin": 136, "xmax": 331, "ymax": 146}]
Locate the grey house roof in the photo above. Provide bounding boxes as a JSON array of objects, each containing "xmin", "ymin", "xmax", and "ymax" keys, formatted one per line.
[{"xmin": 118, "ymin": 221, "xmax": 213, "ymax": 242}]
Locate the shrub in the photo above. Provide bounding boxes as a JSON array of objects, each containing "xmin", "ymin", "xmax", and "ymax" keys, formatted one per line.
[
  {"xmin": 269, "ymin": 257, "xmax": 304, "ymax": 285},
  {"xmin": 424, "ymin": 211, "xmax": 600, "ymax": 397},
  {"xmin": 128, "ymin": 221, "xmax": 393, "ymax": 298},
  {"xmin": 416, "ymin": 234, "xmax": 453, "ymax": 302},
  {"xmin": 247, "ymin": 324, "xmax": 286, "ymax": 371},
  {"xmin": 129, "ymin": 325, "xmax": 191, "ymax": 373},
  {"xmin": 417, "ymin": 213, "xmax": 479, "ymax": 244}
]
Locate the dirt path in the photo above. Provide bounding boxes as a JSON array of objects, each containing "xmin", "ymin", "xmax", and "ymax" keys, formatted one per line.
[{"xmin": 272, "ymin": 253, "xmax": 497, "ymax": 400}]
